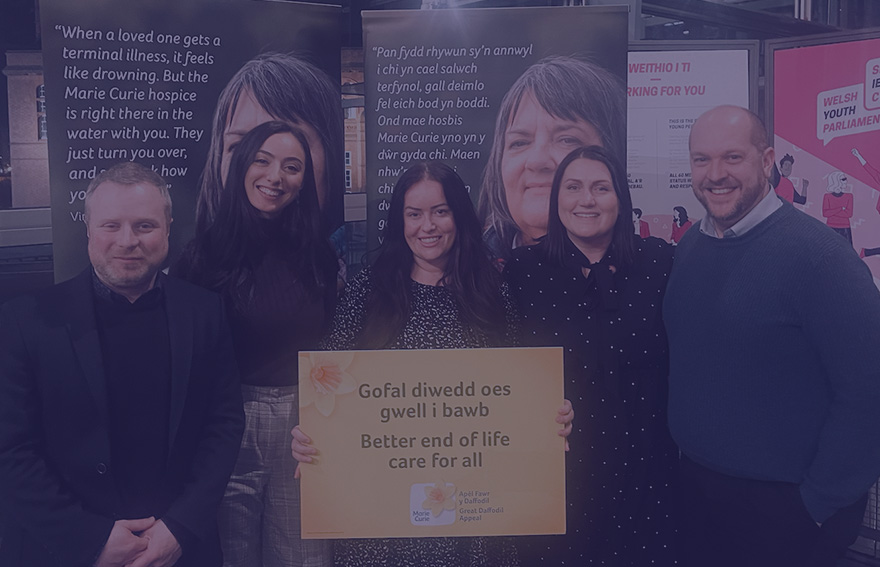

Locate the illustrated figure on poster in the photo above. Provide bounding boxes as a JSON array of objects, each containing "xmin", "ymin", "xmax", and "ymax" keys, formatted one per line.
[
  {"xmin": 852, "ymin": 148, "xmax": 880, "ymax": 259},
  {"xmin": 478, "ymin": 56, "xmax": 627, "ymax": 264},
  {"xmin": 852, "ymin": 148, "xmax": 880, "ymax": 200},
  {"xmin": 292, "ymin": 161, "xmax": 574, "ymax": 567},
  {"xmin": 666, "ymin": 105, "xmax": 880, "ymax": 567},
  {"xmin": 175, "ymin": 122, "xmax": 338, "ymax": 567},
  {"xmin": 822, "ymin": 171, "xmax": 854, "ymax": 245},
  {"xmin": 773, "ymin": 153, "xmax": 808, "ymax": 205},
  {"xmin": 197, "ymin": 52, "xmax": 345, "ymax": 233},
  {"xmin": 0, "ymin": 163, "xmax": 245, "ymax": 567},
  {"xmin": 671, "ymin": 205, "xmax": 693, "ymax": 244},
  {"xmin": 504, "ymin": 146, "xmax": 679, "ymax": 565},
  {"xmin": 633, "ymin": 207, "xmax": 651, "ymax": 238}
]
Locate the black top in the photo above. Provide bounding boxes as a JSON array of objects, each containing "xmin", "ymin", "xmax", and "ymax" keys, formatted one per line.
[
  {"xmin": 93, "ymin": 273, "xmax": 171, "ymax": 517},
  {"xmin": 503, "ymin": 237, "xmax": 679, "ymax": 566},
  {"xmin": 91, "ymin": 272, "xmax": 194, "ymax": 550},
  {"xmin": 226, "ymin": 243, "xmax": 335, "ymax": 387},
  {"xmin": 175, "ymin": 227, "xmax": 337, "ymax": 388}
]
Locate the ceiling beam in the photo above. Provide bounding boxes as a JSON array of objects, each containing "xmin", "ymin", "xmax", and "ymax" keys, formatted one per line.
[{"xmin": 642, "ymin": 0, "xmax": 836, "ymax": 36}]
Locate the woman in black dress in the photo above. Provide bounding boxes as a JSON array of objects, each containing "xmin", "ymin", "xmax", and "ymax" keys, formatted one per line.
[
  {"xmin": 292, "ymin": 161, "xmax": 573, "ymax": 567},
  {"xmin": 503, "ymin": 146, "xmax": 679, "ymax": 566},
  {"xmin": 175, "ymin": 121, "xmax": 338, "ymax": 567}
]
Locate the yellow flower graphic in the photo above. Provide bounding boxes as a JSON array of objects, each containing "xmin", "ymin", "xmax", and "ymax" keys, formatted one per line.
[
  {"xmin": 300, "ymin": 352, "xmax": 356, "ymax": 417},
  {"xmin": 422, "ymin": 480, "xmax": 456, "ymax": 517}
]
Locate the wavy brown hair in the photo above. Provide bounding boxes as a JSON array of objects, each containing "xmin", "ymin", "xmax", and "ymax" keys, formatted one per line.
[
  {"xmin": 178, "ymin": 121, "xmax": 337, "ymax": 312},
  {"xmin": 360, "ymin": 162, "xmax": 506, "ymax": 348}
]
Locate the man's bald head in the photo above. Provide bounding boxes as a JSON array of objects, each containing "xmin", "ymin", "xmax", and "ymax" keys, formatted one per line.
[
  {"xmin": 690, "ymin": 105, "xmax": 769, "ymax": 155},
  {"xmin": 688, "ymin": 105, "xmax": 776, "ymax": 235}
]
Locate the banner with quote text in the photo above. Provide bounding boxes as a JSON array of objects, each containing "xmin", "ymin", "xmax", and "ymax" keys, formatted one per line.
[
  {"xmin": 298, "ymin": 347, "xmax": 565, "ymax": 538},
  {"xmin": 363, "ymin": 6, "xmax": 627, "ymax": 255},
  {"xmin": 40, "ymin": 0, "xmax": 341, "ymax": 281}
]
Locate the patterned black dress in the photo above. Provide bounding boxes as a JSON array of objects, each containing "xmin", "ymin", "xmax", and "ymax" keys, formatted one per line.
[
  {"xmin": 503, "ymin": 237, "xmax": 679, "ymax": 566},
  {"xmin": 324, "ymin": 267, "xmax": 519, "ymax": 567}
]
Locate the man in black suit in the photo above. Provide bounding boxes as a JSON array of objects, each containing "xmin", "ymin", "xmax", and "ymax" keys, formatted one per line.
[{"xmin": 0, "ymin": 162, "xmax": 244, "ymax": 567}]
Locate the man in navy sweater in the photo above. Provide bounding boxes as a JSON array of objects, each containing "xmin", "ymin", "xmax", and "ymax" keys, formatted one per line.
[{"xmin": 664, "ymin": 105, "xmax": 880, "ymax": 567}]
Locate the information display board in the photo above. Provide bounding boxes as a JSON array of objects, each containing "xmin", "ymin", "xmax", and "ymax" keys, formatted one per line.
[{"xmin": 627, "ymin": 42, "xmax": 756, "ymax": 243}]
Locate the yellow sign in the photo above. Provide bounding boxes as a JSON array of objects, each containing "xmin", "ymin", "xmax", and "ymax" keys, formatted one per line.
[{"xmin": 298, "ymin": 347, "xmax": 565, "ymax": 539}]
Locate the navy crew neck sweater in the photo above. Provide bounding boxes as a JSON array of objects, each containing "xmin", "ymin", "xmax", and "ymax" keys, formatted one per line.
[{"xmin": 664, "ymin": 202, "xmax": 880, "ymax": 523}]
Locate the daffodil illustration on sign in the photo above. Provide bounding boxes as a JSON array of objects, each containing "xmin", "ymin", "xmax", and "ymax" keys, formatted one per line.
[
  {"xmin": 422, "ymin": 480, "xmax": 456, "ymax": 517},
  {"xmin": 300, "ymin": 352, "xmax": 356, "ymax": 416}
]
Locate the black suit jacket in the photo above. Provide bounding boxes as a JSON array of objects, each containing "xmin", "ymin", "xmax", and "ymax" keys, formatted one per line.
[{"xmin": 0, "ymin": 269, "xmax": 244, "ymax": 567}]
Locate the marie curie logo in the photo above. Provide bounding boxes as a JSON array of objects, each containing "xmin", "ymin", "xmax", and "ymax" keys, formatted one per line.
[{"xmin": 410, "ymin": 481, "xmax": 456, "ymax": 526}]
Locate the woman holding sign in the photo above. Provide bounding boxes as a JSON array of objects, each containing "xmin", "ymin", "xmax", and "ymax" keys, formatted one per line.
[
  {"xmin": 176, "ymin": 121, "xmax": 338, "ymax": 567},
  {"xmin": 293, "ymin": 161, "xmax": 573, "ymax": 567},
  {"xmin": 503, "ymin": 146, "xmax": 679, "ymax": 565},
  {"xmin": 478, "ymin": 56, "xmax": 627, "ymax": 265}
]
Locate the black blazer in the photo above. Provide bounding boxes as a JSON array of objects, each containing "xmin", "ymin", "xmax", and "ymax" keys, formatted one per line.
[{"xmin": 0, "ymin": 269, "xmax": 244, "ymax": 567}]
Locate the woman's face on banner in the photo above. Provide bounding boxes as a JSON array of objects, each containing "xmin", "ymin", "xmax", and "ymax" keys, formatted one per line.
[
  {"xmin": 221, "ymin": 90, "xmax": 327, "ymax": 207},
  {"xmin": 501, "ymin": 92, "xmax": 602, "ymax": 245},
  {"xmin": 244, "ymin": 132, "xmax": 306, "ymax": 219}
]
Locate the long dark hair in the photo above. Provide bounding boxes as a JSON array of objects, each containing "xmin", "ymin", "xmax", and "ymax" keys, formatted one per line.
[
  {"xmin": 179, "ymin": 121, "xmax": 336, "ymax": 311},
  {"xmin": 197, "ymin": 52, "xmax": 344, "ymax": 230},
  {"xmin": 545, "ymin": 146, "xmax": 636, "ymax": 269},
  {"xmin": 360, "ymin": 162, "xmax": 506, "ymax": 348}
]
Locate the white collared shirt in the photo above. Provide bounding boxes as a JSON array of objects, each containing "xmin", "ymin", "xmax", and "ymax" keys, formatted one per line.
[{"xmin": 699, "ymin": 186, "xmax": 783, "ymax": 239}]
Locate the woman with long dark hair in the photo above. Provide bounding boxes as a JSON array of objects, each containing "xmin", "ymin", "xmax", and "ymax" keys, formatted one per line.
[
  {"xmin": 292, "ymin": 161, "xmax": 572, "ymax": 567},
  {"xmin": 198, "ymin": 52, "xmax": 344, "ymax": 231},
  {"xmin": 504, "ymin": 146, "xmax": 679, "ymax": 565},
  {"xmin": 338, "ymin": 161, "xmax": 511, "ymax": 351},
  {"xmin": 176, "ymin": 120, "xmax": 338, "ymax": 567}
]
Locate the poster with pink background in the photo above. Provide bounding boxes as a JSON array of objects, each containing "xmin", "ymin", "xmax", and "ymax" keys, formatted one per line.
[{"xmin": 774, "ymin": 37, "xmax": 880, "ymax": 285}]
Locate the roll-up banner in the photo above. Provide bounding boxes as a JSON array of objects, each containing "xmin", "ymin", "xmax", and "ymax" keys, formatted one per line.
[
  {"xmin": 40, "ymin": 0, "xmax": 342, "ymax": 281},
  {"xmin": 627, "ymin": 44, "xmax": 755, "ymax": 244},
  {"xmin": 363, "ymin": 6, "xmax": 628, "ymax": 260},
  {"xmin": 769, "ymin": 32, "xmax": 880, "ymax": 286}
]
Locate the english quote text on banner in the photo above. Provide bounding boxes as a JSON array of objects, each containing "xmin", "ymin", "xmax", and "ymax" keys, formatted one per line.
[
  {"xmin": 39, "ymin": 0, "xmax": 340, "ymax": 281},
  {"xmin": 298, "ymin": 347, "xmax": 565, "ymax": 539}
]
